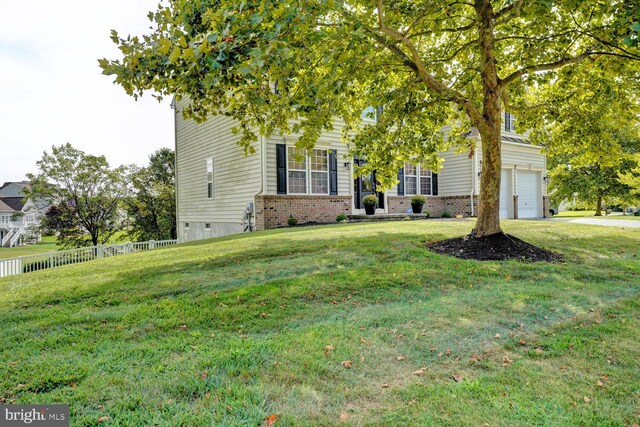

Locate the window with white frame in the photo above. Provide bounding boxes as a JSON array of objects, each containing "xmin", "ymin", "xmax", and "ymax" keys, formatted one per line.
[
  {"xmin": 405, "ymin": 163, "xmax": 433, "ymax": 195},
  {"xmin": 420, "ymin": 167, "xmax": 433, "ymax": 195},
  {"xmin": 287, "ymin": 147, "xmax": 307, "ymax": 194},
  {"xmin": 206, "ymin": 158, "xmax": 214, "ymax": 199},
  {"xmin": 404, "ymin": 163, "xmax": 418, "ymax": 195},
  {"xmin": 310, "ymin": 149, "xmax": 329, "ymax": 194},
  {"xmin": 287, "ymin": 147, "xmax": 330, "ymax": 195},
  {"xmin": 505, "ymin": 112, "xmax": 516, "ymax": 132}
]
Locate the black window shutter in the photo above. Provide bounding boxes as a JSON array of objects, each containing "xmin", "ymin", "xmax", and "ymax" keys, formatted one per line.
[
  {"xmin": 329, "ymin": 149, "xmax": 338, "ymax": 195},
  {"xmin": 276, "ymin": 144, "xmax": 287, "ymax": 194},
  {"xmin": 397, "ymin": 167, "xmax": 405, "ymax": 196},
  {"xmin": 432, "ymin": 173, "xmax": 438, "ymax": 196}
]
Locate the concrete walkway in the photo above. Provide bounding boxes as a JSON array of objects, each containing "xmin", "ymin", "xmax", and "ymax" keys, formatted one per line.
[{"xmin": 549, "ymin": 218, "xmax": 640, "ymax": 229}]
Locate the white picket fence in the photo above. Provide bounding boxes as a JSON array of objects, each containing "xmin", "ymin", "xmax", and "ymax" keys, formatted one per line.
[{"xmin": 0, "ymin": 240, "xmax": 179, "ymax": 279}]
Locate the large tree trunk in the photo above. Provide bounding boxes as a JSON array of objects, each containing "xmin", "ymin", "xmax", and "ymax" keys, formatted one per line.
[
  {"xmin": 474, "ymin": 118, "xmax": 503, "ymax": 237},
  {"xmin": 595, "ymin": 194, "xmax": 603, "ymax": 216},
  {"xmin": 472, "ymin": 0, "xmax": 503, "ymax": 237}
]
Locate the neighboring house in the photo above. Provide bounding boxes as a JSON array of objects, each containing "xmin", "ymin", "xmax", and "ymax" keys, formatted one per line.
[
  {"xmin": 174, "ymin": 105, "xmax": 548, "ymax": 242},
  {"xmin": 0, "ymin": 181, "xmax": 48, "ymax": 247}
]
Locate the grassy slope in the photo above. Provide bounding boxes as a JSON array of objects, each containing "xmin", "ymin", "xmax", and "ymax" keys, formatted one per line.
[
  {"xmin": 0, "ymin": 236, "xmax": 59, "ymax": 260},
  {"xmin": 1, "ymin": 221, "xmax": 639, "ymax": 426}
]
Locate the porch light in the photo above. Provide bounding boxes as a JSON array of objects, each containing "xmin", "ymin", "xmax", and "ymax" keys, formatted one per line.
[
  {"xmin": 344, "ymin": 162, "xmax": 351, "ymax": 170},
  {"xmin": 543, "ymin": 176, "xmax": 550, "ymax": 184}
]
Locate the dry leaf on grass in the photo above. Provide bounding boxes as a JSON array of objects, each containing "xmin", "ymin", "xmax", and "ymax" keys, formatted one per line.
[
  {"xmin": 200, "ymin": 371, "xmax": 208, "ymax": 380},
  {"xmin": 396, "ymin": 355, "xmax": 406, "ymax": 361},
  {"xmin": 414, "ymin": 368, "xmax": 426, "ymax": 376},
  {"xmin": 451, "ymin": 373, "xmax": 464, "ymax": 383},
  {"xmin": 380, "ymin": 383, "xmax": 389, "ymax": 388},
  {"xmin": 583, "ymin": 396, "xmax": 591, "ymax": 403},
  {"xmin": 341, "ymin": 360, "xmax": 352, "ymax": 369},
  {"xmin": 263, "ymin": 414, "xmax": 279, "ymax": 426},
  {"xmin": 534, "ymin": 348, "xmax": 544, "ymax": 354},
  {"xmin": 179, "ymin": 324, "xmax": 188, "ymax": 330},
  {"xmin": 596, "ymin": 380, "xmax": 604, "ymax": 387},
  {"xmin": 323, "ymin": 345, "xmax": 335, "ymax": 357},
  {"xmin": 98, "ymin": 416, "xmax": 110, "ymax": 423},
  {"xmin": 502, "ymin": 356, "xmax": 513, "ymax": 367}
]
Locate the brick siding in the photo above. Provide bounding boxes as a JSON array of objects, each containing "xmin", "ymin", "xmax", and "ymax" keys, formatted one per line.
[
  {"xmin": 255, "ymin": 195, "xmax": 352, "ymax": 230},
  {"xmin": 387, "ymin": 195, "xmax": 479, "ymax": 217}
]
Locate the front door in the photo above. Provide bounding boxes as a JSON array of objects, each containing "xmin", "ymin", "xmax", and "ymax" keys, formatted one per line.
[{"xmin": 354, "ymin": 159, "xmax": 384, "ymax": 209}]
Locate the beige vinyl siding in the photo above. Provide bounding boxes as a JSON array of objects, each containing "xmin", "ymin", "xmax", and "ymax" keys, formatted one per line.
[
  {"xmin": 438, "ymin": 149, "xmax": 473, "ymax": 196},
  {"xmin": 476, "ymin": 141, "xmax": 546, "ymax": 195},
  {"xmin": 175, "ymin": 108, "xmax": 262, "ymax": 225},
  {"xmin": 265, "ymin": 120, "xmax": 351, "ymax": 196}
]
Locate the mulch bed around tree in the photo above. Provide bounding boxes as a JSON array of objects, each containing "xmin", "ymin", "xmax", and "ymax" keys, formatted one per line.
[{"xmin": 427, "ymin": 232, "xmax": 563, "ymax": 263}]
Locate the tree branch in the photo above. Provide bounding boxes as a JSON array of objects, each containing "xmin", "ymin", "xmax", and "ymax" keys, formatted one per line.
[
  {"xmin": 500, "ymin": 52, "xmax": 593, "ymax": 87},
  {"xmin": 374, "ymin": 0, "xmax": 483, "ymax": 126}
]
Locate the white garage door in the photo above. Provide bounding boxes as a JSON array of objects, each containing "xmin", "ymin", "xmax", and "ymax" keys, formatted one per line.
[
  {"xmin": 499, "ymin": 169, "xmax": 512, "ymax": 219},
  {"xmin": 517, "ymin": 171, "xmax": 540, "ymax": 218}
]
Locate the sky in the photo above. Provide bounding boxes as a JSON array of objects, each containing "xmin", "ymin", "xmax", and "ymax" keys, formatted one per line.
[{"xmin": 0, "ymin": 1, "xmax": 174, "ymax": 181}]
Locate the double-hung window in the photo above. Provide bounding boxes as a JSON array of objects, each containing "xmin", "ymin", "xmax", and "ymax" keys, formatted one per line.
[
  {"xmin": 287, "ymin": 147, "xmax": 330, "ymax": 195},
  {"xmin": 287, "ymin": 147, "xmax": 307, "ymax": 194},
  {"xmin": 404, "ymin": 163, "xmax": 418, "ymax": 195},
  {"xmin": 206, "ymin": 158, "xmax": 214, "ymax": 199},
  {"xmin": 310, "ymin": 149, "xmax": 329, "ymax": 194},
  {"xmin": 420, "ymin": 167, "xmax": 433, "ymax": 195},
  {"xmin": 405, "ymin": 163, "xmax": 433, "ymax": 195},
  {"xmin": 505, "ymin": 112, "xmax": 516, "ymax": 132}
]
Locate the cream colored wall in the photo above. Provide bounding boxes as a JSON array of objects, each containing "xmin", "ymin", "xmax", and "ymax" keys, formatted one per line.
[{"xmin": 175, "ymin": 106, "xmax": 262, "ymax": 236}]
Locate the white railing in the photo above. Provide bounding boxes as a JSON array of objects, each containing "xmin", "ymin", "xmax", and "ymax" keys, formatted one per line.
[
  {"xmin": 8, "ymin": 225, "xmax": 25, "ymax": 248},
  {"xmin": 0, "ymin": 239, "xmax": 179, "ymax": 279}
]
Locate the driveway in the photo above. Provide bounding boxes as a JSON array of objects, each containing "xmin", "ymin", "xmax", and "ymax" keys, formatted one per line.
[{"xmin": 548, "ymin": 218, "xmax": 640, "ymax": 229}]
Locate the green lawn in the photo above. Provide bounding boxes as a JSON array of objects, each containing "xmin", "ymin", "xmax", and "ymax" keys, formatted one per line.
[
  {"xmin": 0, "ymin": 236, "xmax": 59, "ymax": 260},
  {"xmin": 1, "ymin": 221, "xmax": 639, "ymax": 426}
]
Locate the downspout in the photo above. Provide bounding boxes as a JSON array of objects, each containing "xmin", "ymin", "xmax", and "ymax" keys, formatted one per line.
[
  {"xmin": 250, "ymin": 134, "xmax": 267, "ymax": 231},
  {"xmin": 470, "ymin": 149, "xmax": 477, "ymax": 217},
  {"xmin": 171, "ymin": 97, "xmax": 180, "ymax": 241}
]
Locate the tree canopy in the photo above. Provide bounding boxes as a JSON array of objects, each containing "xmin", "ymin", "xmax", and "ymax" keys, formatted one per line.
[
  {"xmin": 101, "ymin": 0, "xmax": 640, "ymax": 237},
  {"xmin": 26, "ymin": 144, "xmax": 129, "ymax": 247},
  {"xmin": 124, "ymin": 148, "xmax": 177, "ymax": 241}
]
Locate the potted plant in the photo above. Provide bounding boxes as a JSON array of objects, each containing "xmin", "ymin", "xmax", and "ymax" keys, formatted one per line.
[
  {"xmin": 362, "ymin": 195, "xmax": 378, "ymax": 215},
  {"xmin": 411, "ymin": 195, "xmax": 426, "ymax": 214}
]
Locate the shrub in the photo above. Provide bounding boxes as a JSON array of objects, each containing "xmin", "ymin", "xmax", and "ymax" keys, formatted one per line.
[
  {"xmin": 287, "ymin": 216, "xmax": 298, "ymax": 226},
  {"xmin": 424, "ymin": 211, "xmax": 431, "ymax": 218},
  {"xmin": 362, "ymin": 195, "xmax": 378, "ymax": 206},
  {"xmin": 336, "ymin": 214, "xmax": 348, "ymax": 223},
  {"xmin": 441, "ymin": 211, "xmax": 452, "ymax": 218},
  {"xmin": 411, "ymin": 195, "xmax": 426, "ymax": 205}
]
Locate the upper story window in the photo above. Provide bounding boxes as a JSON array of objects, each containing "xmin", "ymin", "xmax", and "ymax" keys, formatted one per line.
[
  {"xmin": 361, "ymin": 106, "xmax": 383, "ymax": 122},
  {"xmin": 505, "ymin": 112, "xmax": 516, "ymax": 132},
  {"xmin": 405, "ymin": 163, "xmax": 433, "ymax": 196},
  {"xmin": 287, "ymin": 147, "xmax": 330, "ymax": 195},
  {"xmin": 206, "ymin": 158, "xmax": 215, "ymax": 199}
]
